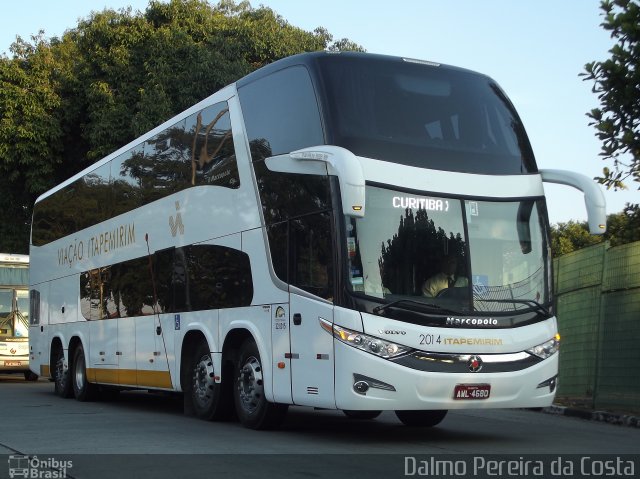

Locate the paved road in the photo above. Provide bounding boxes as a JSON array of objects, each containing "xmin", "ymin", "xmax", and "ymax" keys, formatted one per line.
[{"xmin": 0, "ymin": 375, "xmax": 637, "ymax": 478}]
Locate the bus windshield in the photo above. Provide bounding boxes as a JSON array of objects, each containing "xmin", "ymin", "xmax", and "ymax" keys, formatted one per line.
[
  {"xmin": 345, "ymin": 185, "xmax": 551, "ymax": 314},
  {"xmin": 0, "ymin": 261, "xmax": 29, "ymax": 339},
  {"xmin": 0, "ymin": 289, "xmax": 29, "ymax": 339},
  {"xmin": 318, "ymin": 54, "xmax": 536, "ymax": 175}
]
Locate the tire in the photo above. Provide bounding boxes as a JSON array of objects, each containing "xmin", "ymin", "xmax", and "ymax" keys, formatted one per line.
[
  {"xmin": 233, "ymin": 338, "xmax": 288, "ymax": 430},
  {"xmin": 186, "ymin": 341, "xmax": 233, "ymax": 421},
  {"xmin": 343, "ymin": 410, "xmax": 382, "ymax": 420},
  {"xmin": 395, "ymin": 410, "xmax": 448, "ymax": 427},
  {"xmin": 72, "ymin": 344, "xmax": 97, "ymax": 401},
  {"xmin": 24, "ymin": 371, "xmax": 39, "ymax": 381},
  {"xmin": 53, "ymin": 347, "xmax": 73, "ymax": 398}
]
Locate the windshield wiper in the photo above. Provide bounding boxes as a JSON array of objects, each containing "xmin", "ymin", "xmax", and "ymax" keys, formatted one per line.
[
  {"xmin": 475, "ymin": 298, "xmax": 551, "ymax": 316},
  {"xmin": 372, "ymin": 299, "xmax": 464, "ymax": 315}
]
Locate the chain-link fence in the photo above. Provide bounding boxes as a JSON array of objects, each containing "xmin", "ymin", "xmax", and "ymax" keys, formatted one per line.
[{"xmin": 553, "ymin": 241, "xmax": 640, "ymax": 413}]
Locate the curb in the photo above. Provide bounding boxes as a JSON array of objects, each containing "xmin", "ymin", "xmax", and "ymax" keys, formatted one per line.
[{"xmin": 543, "ymin": 404, "xmax": 640, "ymax": 428}]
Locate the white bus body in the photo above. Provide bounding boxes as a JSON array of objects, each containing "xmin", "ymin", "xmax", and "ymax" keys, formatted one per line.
[{"xmin": 29, "ymin": 52, "xmax": 605, "ymax": 428}]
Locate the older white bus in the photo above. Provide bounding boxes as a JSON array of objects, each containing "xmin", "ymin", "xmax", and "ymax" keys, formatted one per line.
[
  {"xmin": 1, "ymin": 253, "xmax": 36, "ymax": 380},
  {"xmin": 29, "ymin": 52, "xmax": 605, "ymax": 429}
]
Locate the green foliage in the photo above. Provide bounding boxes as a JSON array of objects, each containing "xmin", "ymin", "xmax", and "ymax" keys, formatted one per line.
[
  {"xmin": 605, "ymin": 203, "xmax": 640, "ymax": 245},
  {"xmin": 551, "ymin": 221, "xmax": 603, "ymax": 257},
  {"xmin": 0, "ymin": 0, "xmax": 363, "ymax": 253},
  {"xmin": 550, "ymin": 203, "xmax": 640, "ymax": 256},
  {"xmin": 583, "ymin": 0, "xmax": 640, "ymax": 190},
  {"xmin": 0, "ymin": 33, "xmax": 65, "ymax": 252}
]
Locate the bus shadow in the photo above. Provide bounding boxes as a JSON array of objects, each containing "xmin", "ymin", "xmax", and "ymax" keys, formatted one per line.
[
  {"xmin": 0, "ymin": 373, "xmax": 46, "ymax": 383},
  {"xmin": 33, "ymin": 385, "xmax": 508, "ymax": 447},
  {"xmin": 279, "ymin": 407, "xmax": 504, "ymax": 447}
]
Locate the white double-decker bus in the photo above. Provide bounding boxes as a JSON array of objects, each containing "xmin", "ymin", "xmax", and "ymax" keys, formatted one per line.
[
  {"xmin": 1, "ymin": 253, "xmax": 37, "ymax": 380},
  {"xmin": 29, "ymin": 52, "xmax": 605, "ymax": 429}
]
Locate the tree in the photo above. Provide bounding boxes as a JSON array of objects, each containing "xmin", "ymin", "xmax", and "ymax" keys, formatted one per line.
[
  {"xmin": 0, "ymin": 0, "xmax": 363, "ymax": 252},
  {"xmin": 0, "ymin": 34, "xmax": 65, "ymax": 252},
  {"xmin": 583, "ymin": 0, "xmax": 640, "ymax": 191},
  {"xmin": 550, "ymin": 203, "xmax": 640, "ymax": 256},
  {"xmin": 605, "ymin": 202, "xmax": 640, "ymax": 245},
  {"xmin": 550, "ymin": 221, "xmax": 603, "ymax": 257}
]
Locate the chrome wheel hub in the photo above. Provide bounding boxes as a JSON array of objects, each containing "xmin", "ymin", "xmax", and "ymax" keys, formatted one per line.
[
  {"xmin": 237, "ymin": 356, "xmax": 263, "ymax": 414},
  {"xmin": 193, "ymin": 354, "xmax": 215, "ymax": 407},
  {"xmin": 74, "ymin": 354, "xmax": 85, "ymax": 391}
]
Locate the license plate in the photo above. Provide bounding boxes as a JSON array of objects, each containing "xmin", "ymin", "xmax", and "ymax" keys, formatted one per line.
[
  {"xmin": 453, "ymin": 384, "xmax": 491, "ymax": 400},
  {"xmin": 3, "ymin": 361, "xmax": 22, "ymax": 367}
]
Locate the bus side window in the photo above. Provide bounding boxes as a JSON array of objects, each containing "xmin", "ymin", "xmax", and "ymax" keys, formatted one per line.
[
  {"xmin": 142, "ymin": 122, "xmax": 187, "ymax": 204},
  {"xmin": 111, "ymin": 145, "xmax": 145, "ymax": 215},
  {"xmin": 184, "ymin": 102, "xmax": 240, "ymax": 189},
  {"xmin": 288, "ymin": 212, "xmax": 334, "ymax": 301},
  {"xmin": 80, "ymin": 272, "xmax": 92, "ymax": 320},
  {"xmin": 171, "ymin": 245, "xmax": 253, "ymax": 312},
  {"xmin": 239, "ymin": 65, "xmax": 324, "ymax": 161},
  {"xmin": 172, "ymin": 247, "xmax": 189, "ymax": 312},
  {"xmin": 267, "ymin": 222, "xmax": 288, "ymax": 283},
  {"xmin": 29, "ymin": 290, "xmax": 40, "ymax": 325}
]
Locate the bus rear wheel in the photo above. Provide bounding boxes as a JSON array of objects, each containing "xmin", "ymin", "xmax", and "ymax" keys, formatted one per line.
[
  {"xmin": 395, "ymin": 410, "xmax": 448, "ymax": 427},
  {"xmin": 187, "ymin": 341, "xmax": 232, "ymax": 421},
  {"xmin": 24, "ymin": 371, "xmax": 38, "ymax": 381},
  {"xmin": 233, "ymin": 338, "xmax": 287, "ymax": 430},
  {"xmin": 72, "ymin": 344, "xmax": 97, "ymax": 401},
  {"xmin": 53, "ymin": 347, "xmax": 73, "ymax": 398}
]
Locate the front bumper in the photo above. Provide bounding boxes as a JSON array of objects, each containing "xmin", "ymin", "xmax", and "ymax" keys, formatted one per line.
[
  {"xmin": 334, "ymin": 340, "xmax": 558, "ymax": 411},
  {"xmin": 0, "ymin": 354, "xmax": 30, "ymax": 372}
]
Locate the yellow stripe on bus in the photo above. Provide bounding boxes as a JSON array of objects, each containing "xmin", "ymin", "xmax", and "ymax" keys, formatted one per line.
[
  {"xmin": 87, "ymin": 368, "xmax": 172, "ymax": 389},
  {"xmin": 40, "ymin": 364, "xmax": 50, "ymax": 378}
]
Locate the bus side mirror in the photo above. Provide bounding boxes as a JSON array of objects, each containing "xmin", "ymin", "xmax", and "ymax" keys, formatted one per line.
[
  {"xmin": 539, "ymin": 169, "xmax": 607, "ymax": 234},
  {"xmin": 265, "ymin": 145, "xmax": 366, "ymax": 217}
]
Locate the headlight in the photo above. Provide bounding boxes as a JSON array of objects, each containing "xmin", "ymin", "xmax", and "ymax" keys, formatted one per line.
[
  {"xmin": 527, "ymin": 334, "xmax": 560, "ymax": 359},
  {"xmin": 319, "ymin": 318, "xmax": 412, "ymax": 359}
]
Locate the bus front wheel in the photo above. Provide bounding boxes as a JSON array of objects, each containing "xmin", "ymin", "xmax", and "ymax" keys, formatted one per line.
[
  {"xmin": 395, "ymin": 410, "xmax": 448, "ymax": 427},
  {"xmin": 233, "ymin": 338, "xmax": 287, "ymax": 430}
]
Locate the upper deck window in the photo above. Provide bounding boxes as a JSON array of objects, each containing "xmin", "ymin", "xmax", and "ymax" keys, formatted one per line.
[
  {"xmin": 239, "ymin": 65, "xmax": 324, "ymax": 160},
  {"xmin": 32, "ymin": 101, "xmax": 239, "ymax": 247},
  {"xmin": 317, "ymin": 55, "xmax": 536, "ymax": 174}
]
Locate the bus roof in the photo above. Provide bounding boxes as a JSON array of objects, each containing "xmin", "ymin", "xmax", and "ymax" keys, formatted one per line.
[
  {"xmin": 236, "ymin": 51, "xmax": 481, "ymax": 89},
  {"xmin": 33, "ymin": 52, "xmax": 491, "ymax": 205}
]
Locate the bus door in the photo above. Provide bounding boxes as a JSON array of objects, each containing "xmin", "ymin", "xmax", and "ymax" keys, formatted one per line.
[
  {"xmin": 289, "ymin": 293, "xmax": 335, "ymax": 408},
  {"xmin": 134, "ymin": 314, "xmax": 170, "ymax": 388},
  {"xmin": 29, "ymin": 284, "xmax": 48, "ymax": 376},
  {"xmin": 285, "ymin": 210, "xmax": 337, "ymax": 407}
]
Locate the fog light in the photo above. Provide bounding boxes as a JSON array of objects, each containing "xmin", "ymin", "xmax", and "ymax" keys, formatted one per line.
[
  {"xmin": 537, "ymin": 375, "xmax": 558, "ymax": 393},
  {"xmin": 354, "ymin": 380, "xmax": 370, "ymax": 395}
]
